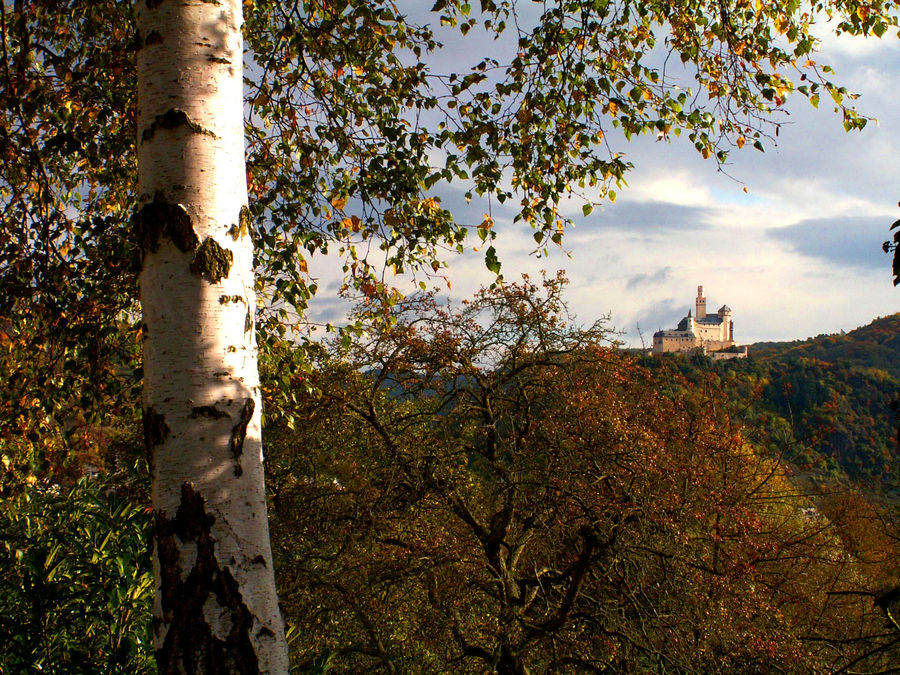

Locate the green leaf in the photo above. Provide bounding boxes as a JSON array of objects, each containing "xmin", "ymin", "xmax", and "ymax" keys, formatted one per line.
[{"xmin": 485, "ymin": 246, "xmax": 501, "ymax": 274}]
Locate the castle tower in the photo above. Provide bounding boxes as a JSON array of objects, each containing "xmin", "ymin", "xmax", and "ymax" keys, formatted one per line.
[
  {"xmin": 718, "ymin": 305, "xmax": 733, "ymax": 342},
  {"xmin": 695, "ymin": 285, "xmax": 706, "ymax": 319}
]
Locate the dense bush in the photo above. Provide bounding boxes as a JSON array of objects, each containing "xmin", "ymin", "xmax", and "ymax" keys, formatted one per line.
[{"xmin": 0, "ymin": 472, "xmax": 154, "ymax": 674}]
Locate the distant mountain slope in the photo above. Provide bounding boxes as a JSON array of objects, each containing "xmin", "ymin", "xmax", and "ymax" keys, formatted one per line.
[
  {"xmin": 741, "ymin": 315, "xmax": 900, "ymax": 487},
  {"xmin": 750, "ymin": 314, "xmax": 900, "ymax": 379},
  {"xmin": 650, "ymin": 314, "xmax": 900, "ymax": 490}
]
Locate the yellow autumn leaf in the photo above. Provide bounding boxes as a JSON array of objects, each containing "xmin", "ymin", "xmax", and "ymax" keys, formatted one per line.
[
  {"xmin": 736, "ymin": 135, "xmax": 745, "ymax": 148},
  {"xmin": 331, "ymin": 195, "xmax": 348, "ymax": 210}
]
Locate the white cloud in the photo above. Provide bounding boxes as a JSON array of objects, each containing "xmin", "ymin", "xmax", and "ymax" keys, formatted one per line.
[
  {"xmin": 626, "ymin": 168, "xmax": 715, "ymax": 207},
  {"xmin": 814, "ymin": 18, "xmax": 900, "ymax": 59}
]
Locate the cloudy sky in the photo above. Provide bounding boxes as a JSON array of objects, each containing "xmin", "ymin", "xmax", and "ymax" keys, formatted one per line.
[{"xmin": 307, "ymin": 7, "xmax": 899, "ymax": 347}]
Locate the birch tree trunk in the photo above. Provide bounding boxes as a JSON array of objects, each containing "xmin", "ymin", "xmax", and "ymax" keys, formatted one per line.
[{"xmin": 135, "ymin": 0, "xmax": 288, "ymax": 671}]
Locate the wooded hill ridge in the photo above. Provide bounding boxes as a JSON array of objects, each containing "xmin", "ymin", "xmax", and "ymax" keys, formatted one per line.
[
  {"xmin": 652, "ymin": 313, "xmax": 900, "ymax": 492},
  {"xmin": 751, "ymin": 313, "xmax": 900, "ymax": 379}
]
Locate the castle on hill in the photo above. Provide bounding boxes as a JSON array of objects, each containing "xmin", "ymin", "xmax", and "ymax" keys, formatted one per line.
[{"xmin": 652, "ymin": 285, "xmax": 748, "ymax": 360}]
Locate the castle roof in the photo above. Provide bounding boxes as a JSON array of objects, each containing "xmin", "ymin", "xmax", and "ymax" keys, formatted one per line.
[
  {"xmin": 718, "ymin": 304, "xmax": 731, "ymax": 313},
  {"xmin": 654, "ymin": 330, "xmax": 695, "ymax": 338}
]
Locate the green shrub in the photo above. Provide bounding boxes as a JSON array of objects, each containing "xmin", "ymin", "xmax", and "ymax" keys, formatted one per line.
[{"xmin": 0, "ymin": 474, "xmax": 154, "ymax": 674}]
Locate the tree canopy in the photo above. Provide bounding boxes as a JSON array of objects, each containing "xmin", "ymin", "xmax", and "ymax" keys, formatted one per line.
[
  {"xmin": 261, "ymin": 276, "xmax": 900, "ymax": 671},
  {"xmin": 2, "ymin": 0, "xmax": 896, "ymax": 345},
  {"xmin": 2, "ymin": 0, "xmax": 895, "ymax": 481}
]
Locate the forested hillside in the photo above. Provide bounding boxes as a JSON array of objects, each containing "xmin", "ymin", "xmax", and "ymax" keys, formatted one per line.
[
  {"xmin": 4, "ymin": 278, "xmax": 900, "ymax": 671},
  {"xmin": 752, "ymin": 314, "xmax": 900, "ymax": 379},
  {"xmin": 260, "ymin": 281, "xmax": 900, "ymax": 671},
  {"xmin": 652, "ymin": 315, "xmax": 900, "ymax": 491}
]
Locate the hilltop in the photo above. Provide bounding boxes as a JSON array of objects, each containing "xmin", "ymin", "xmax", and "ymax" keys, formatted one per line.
[
  {"xmin": 750, "ymin": 314, "xmax": 900, "ymax": 380},
  {"xmin": 649, "ymin": 314, "xmax": 900, "ymax": 491}
]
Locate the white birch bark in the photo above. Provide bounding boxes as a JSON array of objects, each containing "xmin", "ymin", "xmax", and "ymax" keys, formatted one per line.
[{"xmin": 135, "ymin": 0, "xmax": 288, "ymax": 670}]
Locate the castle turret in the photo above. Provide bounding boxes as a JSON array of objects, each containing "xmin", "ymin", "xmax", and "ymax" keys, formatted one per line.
[
  {"xmin": 696, "ymin": 285, "xmax": 706, "ymax": 319},
  {"xmin": 718, "ymin": 305, "xmax": 733, "ymax": 342}
]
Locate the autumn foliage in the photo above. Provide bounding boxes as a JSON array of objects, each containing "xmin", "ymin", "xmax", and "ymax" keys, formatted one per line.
[
  {"xmin": 3, "ymin": 272, "xmax": 900, "ymax": 670},
  {"xmin": 262, "ymin": 275, "xmax": 900, "ymax": 672}
]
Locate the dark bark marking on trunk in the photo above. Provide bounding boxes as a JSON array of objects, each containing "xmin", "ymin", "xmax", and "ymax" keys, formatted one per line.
[
  {"xmin": 144, "ymin": 30, "xmax": 163, "ymax": 46},
  {"xmin": 141, "ymin": 108, "xmax": 217, "ymax": 144},
  {"xmin": 134, "ymin": 194, "xmax": 199, "ymax": 258},
  {"xmin": 208, "ymin": 55, "xmax": 231, "ymax": 64},
  {"xmin": 146, "ymin": 0, "xmax": 164, "ymax": 8},
  {"xmin": 155, "ymin": 482, "xmax": 259, "ymax": 674},
  {"xmin": 190, "ymin": 405, "xmax": 230, "ymax": 420},
  {"xmin": 143, "ymin": 408, "xmax": 170, "ymax": 470},
  {"xmin": 228, "ymin": 206, "xmax": 252, "ymax": 241},
  {"xmin": 190, "ymin": 238, "xmax": 233, "ymax": 283},
  {"xmin": 240, "ymin": 206, "xmax": 252, "ymax": 236},
  {"xmin": 244, "ymin": 308, "xmax": 253, "ymax": 333},
  {"xmin": 229, "ymin": 398, "xmax": 254, "ymax": 477}
]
